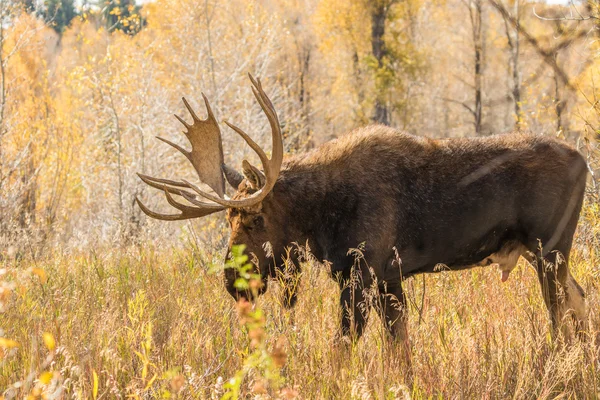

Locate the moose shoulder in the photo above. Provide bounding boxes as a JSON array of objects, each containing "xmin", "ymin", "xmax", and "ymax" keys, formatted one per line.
[{"xmin": 137, "ymin": 75, "xmax": 588, "ymax": 342}]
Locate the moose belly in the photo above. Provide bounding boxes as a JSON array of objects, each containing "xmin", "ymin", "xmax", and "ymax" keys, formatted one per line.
[
  {"xmin": 468, "ymin": 240, "xmax": 528, "ymax": 280},
  {"xmin": 400, "ymin": 231, "xmax": 527, "ymax": 279}
]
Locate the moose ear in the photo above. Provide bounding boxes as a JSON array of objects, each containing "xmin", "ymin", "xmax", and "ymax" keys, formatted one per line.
[
  {"xmin": 222, "ymin": 163, "xmax": 244, "ymax": 189},
  {"xmin": 242, "ymin": 160, "xmax": 266, "ymax": 190}
]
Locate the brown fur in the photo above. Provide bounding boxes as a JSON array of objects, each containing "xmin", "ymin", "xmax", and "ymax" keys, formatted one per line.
[{"xmin": 225, "ymin": 125, "xmax": 588, "ymax": 341}]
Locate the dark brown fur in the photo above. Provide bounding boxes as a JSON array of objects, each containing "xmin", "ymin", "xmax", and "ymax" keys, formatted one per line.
[{"xmin": 225, "ymin": 125, "xmax": 588, "ymax": 340}]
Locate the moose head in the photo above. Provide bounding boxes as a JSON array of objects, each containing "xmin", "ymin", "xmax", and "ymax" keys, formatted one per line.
[{"xmin": 136, "ymin": 74, "xmax": 289, "ymax": 302}]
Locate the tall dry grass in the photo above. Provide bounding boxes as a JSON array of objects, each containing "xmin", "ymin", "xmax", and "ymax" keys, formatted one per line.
[{"xmin": 1, "ymin": 202, "xmax": 599, "ymax": 399}]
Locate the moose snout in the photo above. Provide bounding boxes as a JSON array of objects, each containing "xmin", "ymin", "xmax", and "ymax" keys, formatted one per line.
[
  {"xmin": 223, "ymin": 249, "xmax": 268, "ymax": 302},
  {"xmin": 224, "ymin": 266, "xmax": 249, "ymax": 301}
]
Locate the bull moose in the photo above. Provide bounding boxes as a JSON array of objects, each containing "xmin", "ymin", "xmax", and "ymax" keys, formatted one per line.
[{"xmin": 137, "ymin": 74, "xmax": 588, "ymax": 341}]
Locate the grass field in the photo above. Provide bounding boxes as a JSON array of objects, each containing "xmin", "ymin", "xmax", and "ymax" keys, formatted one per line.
[
  {"xmin": 2, "ymin": 0, "xmax": 600, "ymax": 397},
  {"xmin": 1, "ymin": 203, "xmax": 600, "ymax": 399}
]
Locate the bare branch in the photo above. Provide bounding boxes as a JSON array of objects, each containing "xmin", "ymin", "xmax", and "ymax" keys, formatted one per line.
[
  {"xmin": 440, "ymin": 97, "xmax": 476, "ymax": 117},
  {"xmin": 488, "ymin": 0, "xmax": 588, "ymax": 92}
]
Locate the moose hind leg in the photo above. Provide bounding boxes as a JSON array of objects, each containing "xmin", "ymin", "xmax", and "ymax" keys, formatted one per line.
[
  {"xmin": 565, "ymin": 274, "xmax": 587, "ymax": 333},
  {"xmin": 535, "ymin": 250, "xmax": 587, "ymax": 339}
]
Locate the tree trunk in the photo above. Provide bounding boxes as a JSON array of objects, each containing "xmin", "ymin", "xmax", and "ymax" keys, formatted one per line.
[
  {"xmin": 554, "ymin": 53, "xmax": 564, "ymax": 134},
  {"xmin": 108, "ymin": 90, "xmax": 124, "ymax": 217},
  {"xmin": 299, "ymin": 49, "xmax": 311, "ymax": 137},
  {"xmin": 18, "ymin": 155, "xmax": 37, "ymax": 229},
  {"xmin": 0, "ymin": 1, "xmax": 6, "ymax": 191},
  {"xmin": 503, "ymin": 0, "xmax": 522, "ymax": 130},
  {"xmin": 470, "ymin": 0, "xmax": 484, "ymax": 135},
  {"xmin": 371, "ymin": 2, "xmax": 389, "ymax": 126},
  {"xmin": 205, "ymin": 0, "xmax": 217, "ymax": 95}
]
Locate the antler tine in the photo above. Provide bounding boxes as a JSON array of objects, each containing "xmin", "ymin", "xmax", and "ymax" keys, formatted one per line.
[
  {"xmin": 248, "ymin": 74, "xmax": 277, "ymax": 120},
  {"xmin": 181, "ymin": 190, "xmax": 223, "ymax": 208},
  {"xmin": 138, "ymin": 173, "xmax": 191, "ymax": 196},
  {"xmin": 182, "ymin": 97, "xmax": 201, "ymax": 122},
  {"xmin": 137, "ymin": 173, "xmax": 224, "ymax": 222},
  {"xmin": 248, "ymin": 74, "xmax": 283, "ymax": 181},
  {"xmin": 174, "ymin": 114, "xmax": 191, "ymax": 129},
  {"xmin": 249, "ymin": 75, "xmax": 274, "ymax": 114},
  {"xmin": 138, "ymin": 173, "xmax": 226, "ymax": 209},
  {"xmin": 138, "ymin": 173, "xmax": 188, "ymax": 188},
  {"xmin": 248, "ymin": 74, "xmax": 283, "ymax": 169},
  {"xmin": 136, "ymin": 197, "xmax": 185, "ymax": 221},
  {"xmin": 201, "ymin": 93, "xmax": 217, "ymax": 122},
  {"xmin": 138, "ymin": 173, "xmax": 190, "ymax": 197},
  {"xmin": 163, "ymin": 185, "xmax": 213, "ymax": 213},
  {"xmin": 156, "ymin": 136, "xmax": 189, "ymax": 159},
  {"xmin": 135, "ymin": 184, "xmax": 225, "ymax": 221},
  {"xmin": 223, "ymin": 120, "xmax": 270, "ymax": 167}
]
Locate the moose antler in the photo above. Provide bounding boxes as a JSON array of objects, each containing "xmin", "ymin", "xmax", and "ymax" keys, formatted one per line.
[
  {"xmin": 136, "ymin": 74, "xmax": 283, "ymax": 220},
  {"xmin": 182, "ymin": 74, "xmax": 283, "ymax": 208}
]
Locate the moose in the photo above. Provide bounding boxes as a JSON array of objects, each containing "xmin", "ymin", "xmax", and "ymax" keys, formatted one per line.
[{"xmin": 137, "ymin": 74, "xmax": 588, "ymax": 341}]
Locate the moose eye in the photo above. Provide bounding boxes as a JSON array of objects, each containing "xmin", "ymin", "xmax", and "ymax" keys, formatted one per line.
[
  {"xmin": 247, "ymin": 215, "xmax": 264, "ymax": 231},
  {"xmin": 243, "ymin": 215, "xmax": 263, "ymax": 231}
]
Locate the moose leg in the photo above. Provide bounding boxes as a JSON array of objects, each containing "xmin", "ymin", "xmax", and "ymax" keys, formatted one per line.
[
  {"xmin": 532, "ymin": 159, "xmax": 587, "ymax": 339},
  {"xmin": 279, "ymin": 254, "xmax": 301, "ymax": 309},
  {"xmin": 378, "ymin": 281, "xmax": 412, "ymax": 373},
  {"xmin": 565, "ymin": 273, "xmax": 587, "ymax": 333},
  {"xmin": 535, "ymin": 249, "xmax": 586, "ymax": 340},
  {"xmin": 338, "ymin": 267, "xmax": 371, "ymax": 341},
  {"xmin": 378, "ymin": 281, "xmax": 409, "ymax": 342},
  {"xmin": 281, "ymin": 276, "xmax": 300, "ymax": 308}
]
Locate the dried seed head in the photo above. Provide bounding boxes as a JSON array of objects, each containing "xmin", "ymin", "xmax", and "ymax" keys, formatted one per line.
[
  {"xmin": 252, "ymin": 379, "xmax": 268, "ymax": 394},
  {"xmin": 271, "ymin": 335, "xmax": 288, "ymax": 368},
  {"xmin": 249, "ymin": 278, "xmax": 263, "ymax": 291},
  {"xmin": 249, "ymin": 327, "xmax": 265, "ymax": 348},
  {"xmin": 279, "ymin": 387, "xmax": 299, "ymax": 399},
  {"xmin": 170, "ymin": 375, "xmax": 185, "ymax": 393},
  {"xmin": 236, "ymin": 298, "xmax": 252, "ymax": 322}
]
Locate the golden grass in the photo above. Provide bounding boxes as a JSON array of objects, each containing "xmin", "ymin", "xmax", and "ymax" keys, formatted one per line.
[{"xmin": 1, "ymin": 210, "xmax": 600, "ymax": 399}]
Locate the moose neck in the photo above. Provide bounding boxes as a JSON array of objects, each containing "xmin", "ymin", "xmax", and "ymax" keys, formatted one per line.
[{"xmin": 271, "ymin": 161, "xmax": 357, "ymax": 262}]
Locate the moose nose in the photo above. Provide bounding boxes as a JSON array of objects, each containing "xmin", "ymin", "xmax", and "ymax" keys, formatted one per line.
[
  {"xmin": 223, "ymin": 260, "xmax": 256, "ymax": 301},
  {"xmin": 226, "ymin": 281, "xmax": 255, "ymax": 302}
]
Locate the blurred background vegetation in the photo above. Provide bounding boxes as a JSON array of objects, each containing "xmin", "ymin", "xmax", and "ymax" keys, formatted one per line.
[{"xmin": 0, "ymin": 0, "xmax": 599, "ymax": 253}]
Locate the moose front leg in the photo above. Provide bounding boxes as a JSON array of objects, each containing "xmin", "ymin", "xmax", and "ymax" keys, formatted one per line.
[
  {"xmin": 379, "ymin": 279, "xmax": 413, "ymax": 374},
  {"xmin": 378, "ymin": 281, "xmax": 409, "ymax": 342},
  {"xmin": 337, "ymin": 266, "xmax": 371, "ymax": 341},
  {"xmin": 279, "ymin": 255, "xmax": 301, "ymax": 309}
]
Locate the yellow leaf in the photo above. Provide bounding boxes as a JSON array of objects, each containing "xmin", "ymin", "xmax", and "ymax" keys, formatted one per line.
[
  {"xmin": 31, "ymin": 268, "xmax": 47, "ymax": 284},
  {"xmin": 144, "ymin": 373, "xmax": 157, "ymax": 390},
  {"xmin": 43, "ymin": 332, "xmax": 55, "ymax": 351},
  {"xmin": 39, "ymin": 371, "xmax": 53, "ymax": 385},
  {"xmin": 92, "ymin": 370, "xmax": 98, "ymax": 400},
  {"xmin": 0, "ymin": 338, "xmax": 19, "ymax": 348}
]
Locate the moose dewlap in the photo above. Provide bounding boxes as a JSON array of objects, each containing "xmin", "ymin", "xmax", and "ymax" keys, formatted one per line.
[{"xmin": 137, "ymin": 74, "xmax": 588, "ymax": 342}]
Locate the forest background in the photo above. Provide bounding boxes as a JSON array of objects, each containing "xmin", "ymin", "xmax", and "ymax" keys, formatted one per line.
[{"xmin": 1, "ymin": 0, "xmax": 600, "ymax": 398}]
